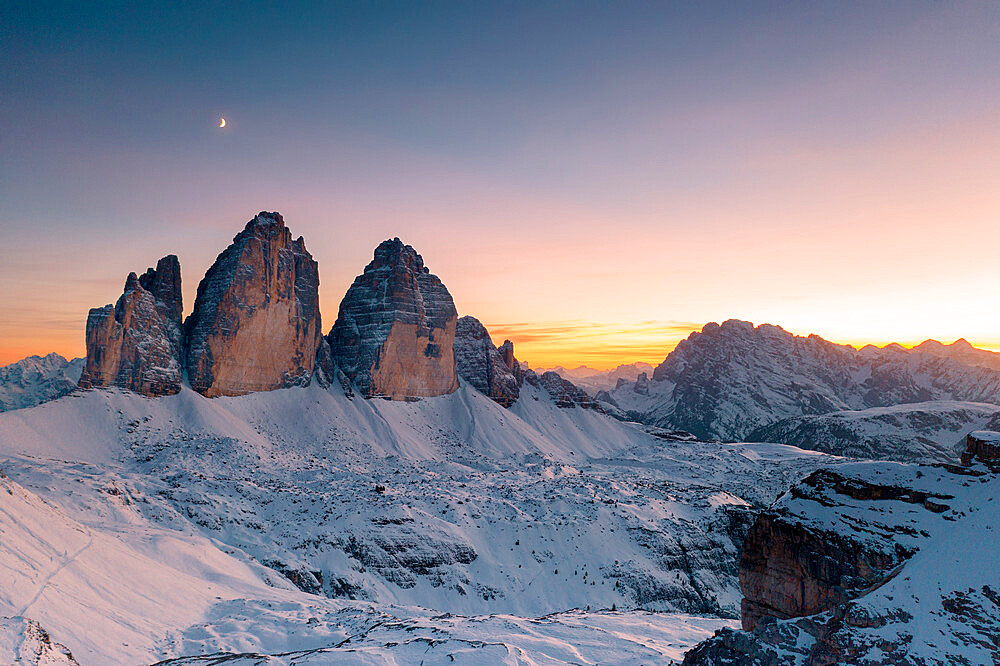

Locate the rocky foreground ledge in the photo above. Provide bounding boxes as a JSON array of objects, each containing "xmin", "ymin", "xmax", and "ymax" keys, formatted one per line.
[{"xmin": 683, "ymin": 433, "xmax": 1000, "ymax": 664}]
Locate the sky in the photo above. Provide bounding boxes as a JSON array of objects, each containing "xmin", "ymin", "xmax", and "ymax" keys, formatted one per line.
[{"xmin": 2, "ymin": 2, "xmax": 999, "ymax": 369}]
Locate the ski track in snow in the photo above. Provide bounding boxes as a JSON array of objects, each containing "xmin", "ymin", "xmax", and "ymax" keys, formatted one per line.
[{"xmin": 16, "ymin": 529, "xmax": 94, "ymax": 618}]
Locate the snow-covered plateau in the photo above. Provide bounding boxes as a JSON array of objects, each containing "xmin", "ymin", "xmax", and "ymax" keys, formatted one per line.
[{"xmin": 0, "ymin": 379, "xmax": 835, "ymax": 664}]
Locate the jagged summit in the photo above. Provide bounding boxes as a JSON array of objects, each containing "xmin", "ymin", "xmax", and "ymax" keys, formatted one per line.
[
  {"xmin": 370, "ymin": 237, "xmax": 432, "ymax": 274},
  {"xmin": 454, "ymin": 315, "xmax": 521, "ymax": 406},
  {"xmin": 328, "ymin": 237, "xmax": 459, "ymax": 399},
  {"xmin": 184, "ymin": 211, "xmax": 321, "ymax": 397},
  {"xmin": 77, "ymin": 255, "xmax": 183, "ymax": 396}
]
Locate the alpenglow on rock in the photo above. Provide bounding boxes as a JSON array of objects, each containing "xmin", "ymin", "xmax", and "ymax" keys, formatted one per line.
[
  {"xmin": 77, "ymin": 256, "xmax": 183, "ymax": 396},
  {"xmin": 329, "ymin": 238, "xmax": 459, "ymax": 399},
  {"xmin": 185, "ymin": 212, "xmax": 322, "ymax": 397},
  {"xmin": 454, "ymin": 316, "xmax": 520, "ymax": 406}
]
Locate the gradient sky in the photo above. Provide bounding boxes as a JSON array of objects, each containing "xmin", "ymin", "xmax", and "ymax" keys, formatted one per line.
[{"xmin": 2, "ymin": 2, "xmax": 1000, "ymax": 368}]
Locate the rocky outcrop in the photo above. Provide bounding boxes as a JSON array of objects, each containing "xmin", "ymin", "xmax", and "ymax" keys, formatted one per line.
[
  {"xmin": 77, "ymin": 257, "xmax": 183, "ymax": 396},
  {"xmin": 454, "ymin": 316, "xmax": 520, "ymax": 406},
  {"xmin": 632, "ymin": 371, "xmax": 649, "ymax": 395},
  {"xmin": 685, "ymin": 460, "xmax": 998, "ymax": 665},
  {"xmin": 527, "ymin": 370, "xmax": 603, "ymax": 410},
  {"xmin": 185, "ymin": 212, "xmax": 321, "ymax": 397},
  {"xmin": 0, "ymin": 353, "xmax": 84, "ymax": 412},
  {"xmin": 961, "ymin": 430, "xmax": 1000, "ymax": 466},
  {"xmin": 138, "ymin": 254, "xmax": 183, "ymax": 351},
  {"xmin": 0, "ymin": 617, "xmax": 80, "ymax": 665},
  {"xmin": 328, "ymin": 238, "xmax": 458, "ymax": 400}
]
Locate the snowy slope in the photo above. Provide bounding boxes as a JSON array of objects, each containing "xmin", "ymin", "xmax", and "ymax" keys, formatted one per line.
[
  {"xmin": 0, "ymin": 354, "xmax": 83, "ymax": 413},
  {"xmin": 746, "ymin": 400, "xmax": 1000, "ymax": 463},
  {"xmin": 0, "ymin": 380, "xmax": 838, "ymax": 664}
]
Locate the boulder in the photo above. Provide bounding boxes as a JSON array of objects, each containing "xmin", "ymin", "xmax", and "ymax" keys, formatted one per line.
[
  {"xmin": 77, "ymin": 261, "xmax": 183, "ymax": 396},
  {"xmin": 328, "ymin": 238, "xmax": 458, "ymax": 400},
  {"xmin": 185, "ymin": 212, "xmax": 321, "ymax": 397},
  {"xmin": 454, "ymin": 316, "xmax": 520, "ymax": 406}
]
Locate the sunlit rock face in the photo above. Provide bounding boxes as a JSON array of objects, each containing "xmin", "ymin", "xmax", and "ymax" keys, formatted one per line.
[
  {"xmin": 328, "ymin": 238, "xmax": 458, "ymax": 399},
  {"xmin": 184, "ymin": 212, "xmax": 321, "ymax": 397},
  {"xmin": 454, "ymin": 316, "xmax": 520, "ymax": 406},
  {"xmin": 78, "ymin": 257, "xmax": 183, "ymax": 396}
]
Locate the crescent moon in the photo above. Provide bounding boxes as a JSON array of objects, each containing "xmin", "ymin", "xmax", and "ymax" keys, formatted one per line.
[{"xmin": 219, "ymin": 117, "xmax": 226, "ymax": 128}]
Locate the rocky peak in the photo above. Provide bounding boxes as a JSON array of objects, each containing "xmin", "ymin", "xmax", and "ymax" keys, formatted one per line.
[
  {"xmin": 138, "ymin": 254, "xmax": 182, "ymax": 329},
  {"xmin": 633, "ymin": 371, "xmax": 649, "ymax": 395},
  {"xmin": 328, "ymin": 238, "xmax": 458, "ymax": 400},
  {"xmin": 184, "ymin": 211, "xmax": 322, "ymax": 397},
  {"xmin": 454, "ymin": 316, "xmax": 520, "ymax": 407},
  {"xmin": 528, "ymin": 370, "xmax": 603, "ymax": 411},
  {"xmin": 961, "ymin": 430, "xmax": 1000, "ymax": 467},
  {"xmin": 77, "ymin": 257, "xmax": 183, "ymax": 396}
]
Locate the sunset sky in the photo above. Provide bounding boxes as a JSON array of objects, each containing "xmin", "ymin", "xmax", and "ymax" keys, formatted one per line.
[{"xmin": 2, "ymin": 2, "xmax": 1000, "ymax": 369}]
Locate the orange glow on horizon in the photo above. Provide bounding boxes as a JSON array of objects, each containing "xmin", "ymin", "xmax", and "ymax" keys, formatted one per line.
[{"xmin": 6, "ymin": 317, "xmax": 1000, "ymax": 373}]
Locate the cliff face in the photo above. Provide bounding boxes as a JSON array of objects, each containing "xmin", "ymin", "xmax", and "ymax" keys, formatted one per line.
[
  {"xmin": 184, "ymin": 212, "xmax": 321, "ymax": 397},
  {"xmin": 961, "ymin": 430, "xmax": 1000, "ymax": 466},
  {"xmin": 454, "ymin": 316, "xmax": 520, "ymax": 406},
  {"xmin": 685, "ymin": 456, "xmax": 1000, "ymax": 665},
  {"xmin": 328, "ymin": 238, "xmax": 458, "ymax": 400},
  {"xmin": 138, "ymin": 254, "xmax": 183, "ymax": 351},
  {"xmin": 77, "ymin": 258, "xmax": 183, "ymax": 396}
]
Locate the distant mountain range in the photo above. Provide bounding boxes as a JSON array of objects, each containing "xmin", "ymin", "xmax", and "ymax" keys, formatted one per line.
[
  {"xmin": 598, "ymin": 320, "xmax": 1000, "ymax": 462},
  {"xmin": 0, "ymin": 353, "xmax": 82, "ymax": 412},
  {"xmin": 533, "ymin": 362, "xmax": 654, "ymax": 393}
]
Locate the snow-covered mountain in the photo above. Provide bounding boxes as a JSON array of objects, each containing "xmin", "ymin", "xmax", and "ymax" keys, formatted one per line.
[
  {"xmin": 600, "ymin": 320, "xmax": 1000, "ymax": 461},
  {"xmin": 0, "ymin": 380, "xmax": 837, "ymax": 664},
  {"xmin": 535, "ymin": 362, "xmax": 654, "ymax": 394},
  {"xmin": 911, "ymin": 336, "xmax": 1000, "ymax": 371},
  {"xmin": 0, "ymin": 353, "xmax": 83, "ymax": 413},
  {"xmin": 684, "ymin": 437, "xmax": 1000, "ymax": 664}
]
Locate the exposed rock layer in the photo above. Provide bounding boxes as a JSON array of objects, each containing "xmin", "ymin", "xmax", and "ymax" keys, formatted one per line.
[
  {"xmin": 328, "ymin": 238, "xmax": 458, "ymax": 399},
  {"xmin": 454, "ymin": 316, "xmax": 520, "ymax": 406},
  {"xmin": 78, "ymin": 257, "xmax": 183, "ymax": 396},
  {"xmin": 685, "ymin": 459, "xmax": 997, "ymax": 664},
  {"xmin": 184, "ymin": 212, "xmax": 321, "ymax": 397},
  {"xmin": 961, "ymin": 430, "xmax": 1000, "ymax": 466}
]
